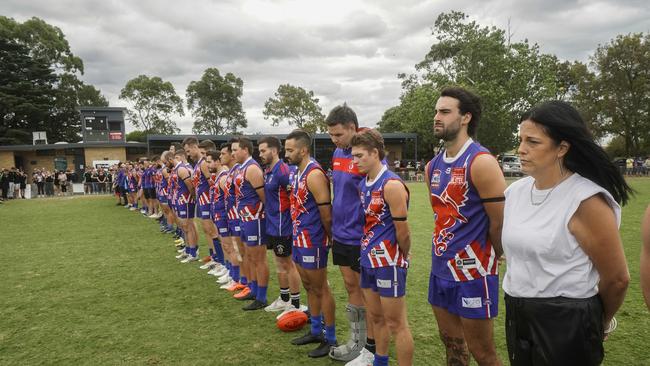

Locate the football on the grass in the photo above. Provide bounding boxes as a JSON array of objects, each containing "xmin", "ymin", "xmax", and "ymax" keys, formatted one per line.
[{"xmin": 276, "ymin": 310, "xmax": 308, "ymax": 332}]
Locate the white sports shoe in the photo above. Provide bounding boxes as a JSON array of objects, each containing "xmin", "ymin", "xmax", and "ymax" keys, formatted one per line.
[
  {"xmin": 345, "ymin": 348, "xmax": 374, "ymax": 366},
  {"xmin": 265, "ymin": 297, "xmax": 293, "ymax": 312},
  {"xmin": 217, "ymin": 274, "xmax": 231, "ymax": 284},
  {"xmin": 147, "ymin": 213, "xmax": 158, "ymax": 218},
  {"xmin": 219, "ymin": 279, "xmax": 235, "ymax": 289},
  {"xmin": 176, "ymin": 248, "xmax": 186, "ymax": 253},
  {"xmin": 129, "ymin": 207, "xmax": 137, "ymax": 211},
  {"xmin": 181, "ymin": 255, "xmax": 198, "ymax": 263},
  {"xmin": 200, "ymin": 260, "xmax": 217, "ymax": 270},
  {"xmin": 175, "ymin": 252, "xmax": 188, "ymax": 259},
  {"xmin": 214, "ymin": 266, "xmax": 228, "ymax": 277}
]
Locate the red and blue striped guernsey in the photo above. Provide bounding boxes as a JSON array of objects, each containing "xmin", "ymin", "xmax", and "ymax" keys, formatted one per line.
[
  {"xmin": 225, "ymin": 163, "xmax": 240, "ymax": 221},
  {"xmin": 210, "ymin": 170, "xmax": 228, "ymax": 221},
  {"xmin": 290, "ymin": 160, "xmax": 328, "ymax": 248},
  {"xmin": 192, "ymin": 157, "xmax": 211, "ymax": 207},
  {"xmin": 427, "ymin": 139, "xmax": 498, "ymax": 282},
  {"xmin": 359, "ymin": 166, "xmax": 410, "ymax": 269},
  {"xmin": 234, "ymin": 157, "xmax": 264, "ymax": 222},
  {"xmin": 264, "ymin": 161, "xmax": 292, "ymax": 237}
]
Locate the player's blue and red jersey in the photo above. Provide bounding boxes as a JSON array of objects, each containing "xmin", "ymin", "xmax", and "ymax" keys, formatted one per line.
[
  {"xmin": 175, "ymin": 162, "xmax": 194, "ymax": 205},
  {"xmin": 169, "ymin": 162, "xmax": 181, "ymax": 206},
  {"xmin": 136, "ymin": 168, "xmax": 143, "ymax": 189},
  {"xmin": 427, "ymin": 139, "xmax": 498, "ymax": 282},
  {"xmin": 192, "ymin": 157, "xmax": 211, "ymax": 207},
  {"xmin": 234, "ymin": 157, "xmax": 265, "ymax": 222},
  {"xmin": 210, "ymin": 169, "xmax": 229, "ymax": 221},
  {"xmin": 225, "ymin": 163, "xmax": 240, "ymax": 221},
  {"xmin": 264, "ymin": 160, "xmax": 292, "ymax": 237},
  {"xmin": 290, "ymin": 160, "xmax": 328, "ymax": 248},
  {"xmin": 142, "ymin": 167, "xmax": 154, "ymax": 189},
  {"xmin": 331, "ymin": 147, "xmax": 365, "ymax": 245},
  {"xmin": 116, "ymin": 169, "xmax": 125, "ymax": 188},
  {"xmin": 127, "ymin": 169, "xmax": 137, "ymax": 191},
  {"xmin": 359, "ymin": 167, "xmax": 409, "ymax": 269}
]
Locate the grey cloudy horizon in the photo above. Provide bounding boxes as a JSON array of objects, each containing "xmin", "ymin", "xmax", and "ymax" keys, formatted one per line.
[{"xmin": 3, "ymin": 0, "xmax": 650, "ymax": 135}]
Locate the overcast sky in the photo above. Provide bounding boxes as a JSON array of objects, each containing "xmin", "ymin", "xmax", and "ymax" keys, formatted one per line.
[{"xmin": 3, "ymin": 0, "xmax": 650, "ymax": 134}]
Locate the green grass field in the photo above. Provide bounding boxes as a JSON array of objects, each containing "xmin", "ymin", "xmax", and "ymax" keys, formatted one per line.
[{"xmin": 1, "ymin": 179, "xmax": 649, "ymax": 365}]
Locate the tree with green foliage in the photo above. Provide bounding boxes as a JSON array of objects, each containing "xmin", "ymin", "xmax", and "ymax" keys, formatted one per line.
[
  {"xmin": 590, "ymin": 33, "xmax": 650, "ymax": 156},
  {"xmin": 0, "ymin": 38, "xmax": 57, "ymax": 145},
  {"xmin": 119, "ymin": 75, "xmax": 183, "ymax": 134},
  {"xmin": 0, "ymin": 16, "xmax": 109, "ymax": 144},
  {"xmin": 186, "ymin": 68, "xmax": 247, "ymax": 135},
  {"xmin": 263, "ymin": 84, "xmax": 326, "ymax": 134},
  {"xmin": 125, "ymin": 130, "xmax": 147, "ymax": 143},
  {"xmin": 384, "ymin": 11, "xmax": 563, "ymax": 156}
]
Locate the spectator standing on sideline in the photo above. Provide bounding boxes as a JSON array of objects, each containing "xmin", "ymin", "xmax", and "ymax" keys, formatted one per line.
[
  {"xmin": 34, "ymin": 169, "xmax": 45, "ymax": 197},
  {"xmin": 18, "ymin": 170, "xmax": 26, "ymax": 199},
  {"xmin": 91, "ymin": 168, "xmax": 99, "ymax": 193},
  {"xmin": 58, "ymin": 171, "xmax": 68, "ymax": 196},
  {"xmin": 98, "ymin": 169, "xmax": 107, "ymax": 193},
  {"xmin": 0, "ymin": 168, "xmax": 9, "ymax": 199},
  {"xmin": 44, "ymin": 170, "xmax": 54, "ymax": 196},
  {"xmin": 84, "ymin": 168, "xmax": 92, "ymax": 194}
]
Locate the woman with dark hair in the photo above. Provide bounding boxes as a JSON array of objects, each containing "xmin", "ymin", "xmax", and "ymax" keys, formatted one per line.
[{"xmin": 501, "ymin": 100, "xmax": 632, "ymax": 366}]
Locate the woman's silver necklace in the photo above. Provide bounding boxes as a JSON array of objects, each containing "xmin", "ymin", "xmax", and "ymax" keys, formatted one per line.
[{"xmin": 530, "ymin": 174, "xmax": 570, "ymax": 206}]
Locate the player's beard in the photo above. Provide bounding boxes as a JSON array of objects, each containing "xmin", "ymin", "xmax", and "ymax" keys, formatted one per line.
[
  {"xmin": 286, "ymin": 155, "xmax": 301, "ymax": 166},
  {"xmin": 434, "ymin": 119, "xmax": 462, "ymax": 142}
]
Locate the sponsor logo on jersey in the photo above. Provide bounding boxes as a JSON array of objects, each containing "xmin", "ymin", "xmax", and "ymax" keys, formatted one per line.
[
  {"xmin": 461, "ymin": 297, "xmax": 483, "ymax": 308},
  {"xmin": 247, "ymin": 235, "xmax": 258, "ymax": 241},
  {"xmin": 376, "ymin": 279, "xmax": 392, "ymax": 288},
  {"xmin": 302, "ymin": 255, "xmax": 315, "ymax": 263},
  {"xmin": 431, "ymin": 169, "xmax": 441, "ymax": 189}
]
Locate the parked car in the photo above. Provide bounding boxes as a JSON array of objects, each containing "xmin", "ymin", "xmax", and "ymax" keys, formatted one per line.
[{"xmin": 498, "ymin": 155, "xmax": 523, "ymax": 177}]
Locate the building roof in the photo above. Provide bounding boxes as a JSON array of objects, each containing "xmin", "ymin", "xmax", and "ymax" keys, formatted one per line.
[
  {"xmin": 78, "ymin": 106, "xmax": 127, "ymax": 112},
  {"xmin": 146, "ymin": 132, "xmax": 417, "ymax": 142},
  {"xmin": 0, "ymin": 141, "xmax": 147, "ymax": 152}
]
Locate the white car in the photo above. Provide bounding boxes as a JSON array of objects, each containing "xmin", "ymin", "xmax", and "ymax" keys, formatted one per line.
[{"xmin": 500, "ymin": 155, "xmax": 522, "ymax": 177}]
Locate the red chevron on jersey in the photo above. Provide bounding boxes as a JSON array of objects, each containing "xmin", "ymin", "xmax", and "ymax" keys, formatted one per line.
[
  {"xmin": 198, "ymin": 191, "xmax": 210, "ymax": 206},
  {"xmin": 367, "ymin": 239, "xmax": 408, "ymax": 268},
  {"xmin": 446, "ymin": 239, "xmax": 497, "ymax": 281},
  {"xmin": 293, "ymin": 228, "xmax": 314, "ymax": 248},
  {"xmin": 239, "ymin": 201, "xmax": 264, "ymax": 222}
]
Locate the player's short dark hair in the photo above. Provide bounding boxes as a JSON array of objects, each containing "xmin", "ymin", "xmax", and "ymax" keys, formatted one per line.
[
  {"xmin": 258, "ymin": 136, "xmax": 282, "ymax": 151},
  {"xmin": 174, "ymin": 149, "xmax": 186, "ymax": 157},
  {"xmin": 231, "ymin": 136, "xmax": 253, "ymax": 154},
  {"xmin": 220, "ymin": 142, "xmax": 232, "ymax": 152},
  {"xmin": 351, "ymin": 129, "xmax": 385, "ymax": 160},
  {"xmin": 170, "ymin": 142, "xmax": 183, "ymax": 151},
  {"xmin": 325, "ymin": 103, "xmax": 358, "ymax": 128},
  {"xmin": 151, "ymin": 155, "xmax": 160, "ymax": 161},
  {"xmin": 182, "ymin": 136, "xmax": 199, "ymax": 147},
  {"xmin": 199, "ymin": 140, "xmax": 216, "ymax": 151},
  {"xmin": 440, "ymin": 87, "xmax": 481, "ymax": 136},
  {"xmin": 286, "ymin": 129, "xmax": 312, "ymax": 152},
  {"xmin": 205, "ymin": 150, "xmax": 220, "ymax": 161}
]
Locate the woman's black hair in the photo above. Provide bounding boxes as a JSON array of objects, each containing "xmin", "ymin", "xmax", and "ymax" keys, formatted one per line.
[{"xmin": 520, "ymin": 100, "xmax": 633, "ymax": 205}]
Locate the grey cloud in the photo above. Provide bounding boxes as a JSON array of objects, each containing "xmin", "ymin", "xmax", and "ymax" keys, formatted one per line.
[{"xmin": 2, "ymin": 0, "xmax": 650, "ymax": 134}]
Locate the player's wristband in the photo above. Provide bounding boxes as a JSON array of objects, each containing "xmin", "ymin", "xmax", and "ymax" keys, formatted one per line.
[
  {"xmin": 254, "ymin": 185, "xmax": 264, "ymax": 190},
  {"xmin": 393, "ymin": 216, "xmax": 407, "ymax": 221},
  {"xmin": 317, "ymin": 202, "xmax": 331, "ymax": 206}
]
